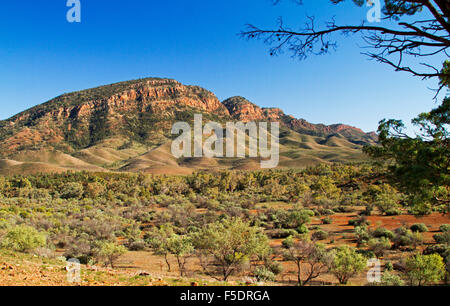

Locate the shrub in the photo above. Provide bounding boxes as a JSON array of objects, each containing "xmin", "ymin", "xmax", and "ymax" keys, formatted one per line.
[
  {"xmin": 296, "ymin": 224, "xmax": 309, "ymax": 234},
  {"xmin": 1, "ymin": 225, "xmax": 46, "ymax": 253},
  {"xmin": 348, "ymin": 216, "xmax": 370, "ymax": 227},
  {"xmin": 265, "ymin": 260, "xmax": 283, "ymax": 275},
  {"xmin": 254, "ymin": 266, "xmax": 276, "ymax": 282},
  {"xmin": 312, "ymin": 230, "xmax": 329, "ymax": 241},
  {"xmin": 404, "ymin": 254, "xmax": 445, "ymax": 286},
  {"xmin": 433, "ymin": 231, "xmax": 450, "ymax": 245},
  {"xmin": 392, "ymin": 227, "xmax": 423, "ymax": 249},
  {"xmin": 439, "ymin": 224, "xmax": 450, "ymax": 232},
  {"xmin": 61, "ymin": 182, "xmax": 84, "ymax": 199},
  {"xmin": 322, "ymin": 217, "xmax": 332, "ymax": 224},
  {"xmin": 63, "ymin": 238, "xmax": 97, "ymax": 264},
  {"xmin": 423, "ymin": 244, "xmax": 450, "ymax": 257},
  {"xmin": 385, "ymin": 261, "xmax": 394, "ymax": 271},
  {"xmin": 282, "ymin": 239, "xmax": 332, "ymax": 286},
  {"xmin": 356, "ymin": 249, "xmax": 375, "ymax": 259},
  {"xmin": 372, "ymin": 227, "xmax": 394, "ymax": 240},
  {"xmin": 318, "ymin": 208, "xmax": 335, "ymax": 216},
  {"xmin": 355, "ymin": 226, "xmax": 370, "ymax": 245},
  {"xmin": 410, "ymin": 223, "xmax": 428, "ymax": 233},
  {"xmin": 384, "ymin": 208, "xmax": 401, "ymax": 216},
  {"xmin": 368, "ymin": 237, "xmax": 391, "ymax": 258},
  {"xmin": 271, "ymin": 209, "xmax": 313, "ymax": 230},
  {"xmin": 381, "ymin": 272, "xmax": 404, "ymax": 286},
  {"xmin": 268, "ymin": 229, "xmax": 297, "ymax": 239},
  {"xmin": 127, "ymin": 240, "xmax": 146, "ymax": 251}
]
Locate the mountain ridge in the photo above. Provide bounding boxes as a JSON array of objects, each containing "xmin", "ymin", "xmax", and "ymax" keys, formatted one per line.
[{"xmin": 0, "ymin": 78, "xmax": 376, "ymax": 174}]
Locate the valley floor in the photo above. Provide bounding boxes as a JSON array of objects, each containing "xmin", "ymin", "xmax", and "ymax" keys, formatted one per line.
[{"xmin": 1, "ymin": 209, "xmax": 448, "ymax": 286}]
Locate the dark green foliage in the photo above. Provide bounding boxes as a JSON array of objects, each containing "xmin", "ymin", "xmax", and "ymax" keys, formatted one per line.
[
  {"xmin": 433, "ymin": 231, "xmax": 450, "ymax": 245},
  {"xmin": 410, "ymin": 223, "xmax": 429, "ymax": 233},
  {"xmin": 322, "ymin": 217, "xmax": 333, "ymax": 224},
  {"xmin": 364, "ymin": 77, "xmax": 449, "ymax": 215},
  {"xmin": 372, "ymin": 227, "xmax": 394, "ymax": 240},
  {"xmin": 423, "ymin": 244, "xmax": 450, "ymax": 260},
  {"xmin": 312, "ymin": 230, "xmax": 329, "ymax": 241},
  {"xmin": 348, "ymin": 216, "xmax": 370, "ymax": 227},
  {"xmin": 440, "ymin": 224, "xmax": 450, "ymax": 232}
]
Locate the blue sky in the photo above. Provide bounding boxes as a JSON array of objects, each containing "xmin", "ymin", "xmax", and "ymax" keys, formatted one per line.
[{"xmin": 0, "ymin": 0, "xmax": 446, "ymax": 132}]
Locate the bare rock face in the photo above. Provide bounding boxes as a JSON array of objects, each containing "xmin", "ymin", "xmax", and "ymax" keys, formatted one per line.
[
  {"xmin": 222, "ymin": 96, "xmax": 374, "ymax": 141},
  {"xmin": 0, "ymin": 78, "xmax": 231, "ymax": 156},
  {"xmin": 222, "ymin": 96, "xmax": 266, "ymax": 121}
]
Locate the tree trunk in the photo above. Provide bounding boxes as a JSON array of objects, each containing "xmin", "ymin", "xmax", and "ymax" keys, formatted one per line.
[
  {"xmin": 297, "ymin": 261, "xmax": 303, "ymax": 286},
  {"xmin": 164, "ymin": 254, "xmax": 171, "ymax": 272}
]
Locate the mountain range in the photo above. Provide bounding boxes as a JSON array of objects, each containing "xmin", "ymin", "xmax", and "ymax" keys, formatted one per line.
[{"xmin": 0, "ymin": 78, "xmax": 377, "ymax": 175}]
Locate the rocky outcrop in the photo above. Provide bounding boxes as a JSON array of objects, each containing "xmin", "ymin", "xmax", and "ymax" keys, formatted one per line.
[{"xmin": 222, "ymin": 96, "xmax": 373, "ymax": 140}]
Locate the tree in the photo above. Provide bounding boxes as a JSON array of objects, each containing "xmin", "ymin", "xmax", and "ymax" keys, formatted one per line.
[
  {"xmin": 329, "ymin": 245, "xmax": 367, "ymax": 284},
  {"xmin": 282, "ymin": 237, "xmax": 332, "ymax": 285},
  {"xmin": 193, "ymin": 218, "xmax": 271, "ymax": 281},
  {"xmin": 148, "ymin": 224, "xmax": 176, "ymax": 272},
  {"xmin": 242, "ymin": 0, "xmax": 450, "ymax": 82},
  {"xmin": 97, "ymin": 241, "xmax": 127, "ymax": 268},
  {"xmin": 364, "ymin": 92, "xmax": 449, "ymax": 214},
  {"xmin": 404, "ymin": 253, "xmax": 445, "ymax": 285},
  {"xmin": 166, "ymin": 234, "xmax": 194, "ymax": 277},
  {"xmin": 363, "ymin": 184, "xmax": 401, "ymax": 215}
]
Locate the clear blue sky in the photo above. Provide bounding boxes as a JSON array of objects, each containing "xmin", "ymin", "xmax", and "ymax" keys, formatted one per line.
[{"xmin": 0, "ymin": 0, "xmax": 446, "ymax": 132}]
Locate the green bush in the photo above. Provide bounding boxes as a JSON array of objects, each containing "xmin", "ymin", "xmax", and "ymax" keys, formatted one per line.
[
  {"xmin": 410, "ymin": 223, "xmax": 428, "ymax": 233},
  {"xmin": 368, "ymin": 237, "xmax": 391, "ymax": 258},
  {"xmin": 423, "ymin": 244, "xmax": 450, "ymax": 259},
  {"xmin": 433, "ymin": 231, "xmax": 450, "ymax": 245},
  {"xmin": 254, "ymin": 266, "xmax": 276, "ymax": 282},
  {"xmin": 393, "ymin": 227, "xmax": 423, "ymax": 249},
  {"xmin": 265, "ymin": 260, "xmax": 283, "ymax": 275},
  {"xmin": 384, "ymin": 208, "xmax": 401, "ymax": 216},
  {"xmin": 355, "ymin": 226, "xmax": 370, "ymax": 245},
  {"xmin": 1, "ymin": 225, "xmax": 46, "ymax": 253},
  {"xmin": 356, "ymin": 249, "xmax": 375, "ymax": 259},
  {"xmin": 312, "ymin": 230, "xmax": 329, "ymax": 241},
  {"xmin": 381, "ymin": 272, "xmax": 404, "ymax": 286},
  {"xmin": 322, "ymin": 217, "xmax": 332, "ymax": 224},
  {"xmin": 372, "ymin": 227, "xmax": 394, "ymax": 240},
  {"xmin": 296, "ymin": 224, "xmax": 309, "ymax": 234},
  {"xmin": 385, "ymin": 261, "xmax": 394, "ymax": 271},
  {"xmin": 269, "ymin": 229, "xmax": 297, "ymax": 239},
  {"xmin": 61, "ymin": 182, "xmax": 84, "ymax": 199},
  {"xmin": 439, "ymin": 224, "xmax": 450, "ymax": 232},
  {"xmin": 348, "ymin": 216, "xmax": 370, "ymax": 227},
  {"xmin": 318, "ymin": 208, "xmax": 335, "ymax": 216}
]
